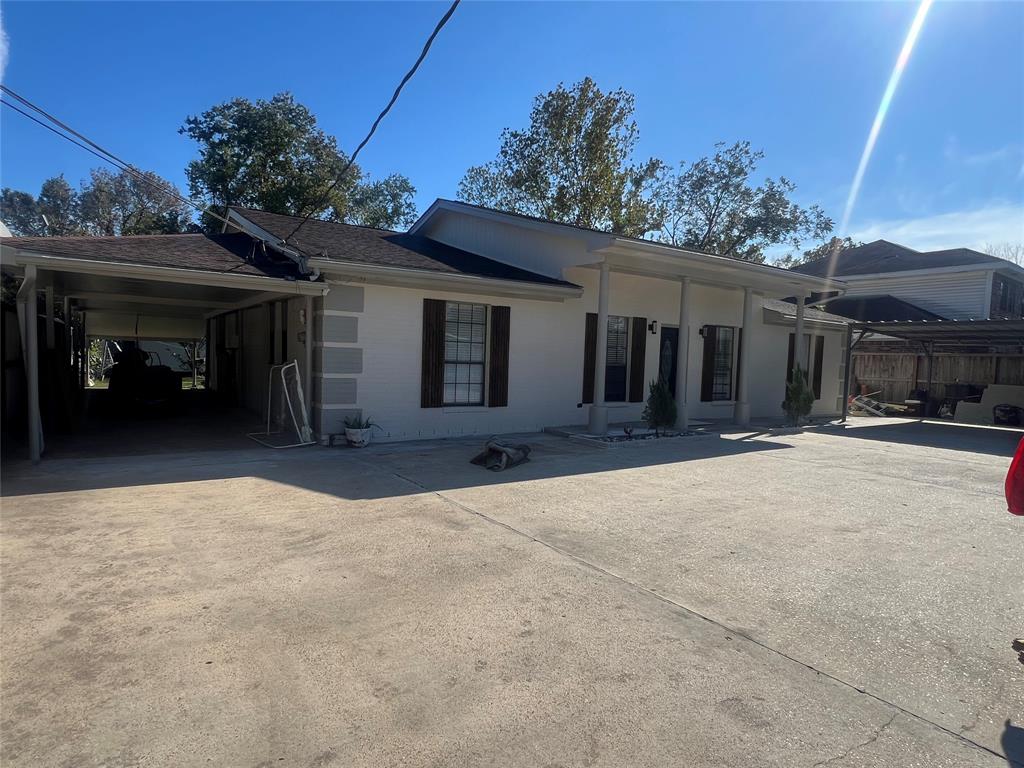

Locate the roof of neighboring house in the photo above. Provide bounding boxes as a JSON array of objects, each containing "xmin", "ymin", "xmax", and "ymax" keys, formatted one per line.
[
  {"xmin": 231, "ymin": 207, "xmax": 580, "ymax": 288},
  {"xmin": 790, "ymin": 239, "xmax": 1004, "ymax": 277},
  {"xmin": 816, "ymin": 294, "xmax": 945, "ymax": 322},
  {"xmin": 2, "ymin": 232, "xmax": 305, "ymax": 279},
  {"xmin": 762, "ymin": 298, "xmax": 852, "ymax": 324}
]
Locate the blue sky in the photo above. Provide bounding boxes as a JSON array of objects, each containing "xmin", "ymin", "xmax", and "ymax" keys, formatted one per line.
[{"xmin": 1, "ymin": 1, "xmax": 1022, "ymax": 255}]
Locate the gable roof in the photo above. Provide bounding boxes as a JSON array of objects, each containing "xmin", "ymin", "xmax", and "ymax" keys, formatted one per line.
[
  {"xmin": 762, "ymin": 298, "xmax": 852, "ymax": 324},
  {"xmin": 230, "ymin": 207, "xmax": 579, "ymax": 289},
  {"xmin": 1, "ymin": 232, "xmax": 304, "ymax": 279},
  {"xmin": 791, "ymin": 239, "xmax": 1003, "ymax": 277},
  {"xmin": 816, "ymin": 294, "xmax": 945, "ymax": 322}
]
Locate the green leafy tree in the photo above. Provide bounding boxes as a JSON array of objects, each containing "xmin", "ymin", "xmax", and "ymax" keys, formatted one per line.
[
  {"xmin": 458, "ymin": 77, "xmax": 664, "ymax": 237},
  {"xmin": 0, "ymin": 189, "xmax": 45, "ymax": 236},
  {"xmin": 36, "ymin": 176, "xmax": 82, "ymax": 235},
  {"xmin": 343, "ymin": 173, "xmax": 417, "ymax": 230},
  {"xmin": 180, "ymin": 92, "xmax": 416, "ymax": 231},
  {"xmin": 78, "ymin": 168, "xmax": 193, "ymax": 236},
  {"xmin": 774, "ymin": 236, "xmax": 859, "ymax": 269},
  {"xmin": 642, "ymin": 378, "xmax": 678, "ymax": 435},
  {"xmin": 782, "ymin": 364, "xmax": 814, "ymax": 426},
  {"xmin": 657, "ymin": 141, "xmax": 833, "ymax": 263}
]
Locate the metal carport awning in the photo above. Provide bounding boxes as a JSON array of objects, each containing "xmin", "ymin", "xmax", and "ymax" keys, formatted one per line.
[
  {"xmin": 840, "ymin": 317, "xmax": 1024, "ymax": 422},
  {"xmin": 850, "ymin": 318, "xmax": 1024, "ymax": 345}
]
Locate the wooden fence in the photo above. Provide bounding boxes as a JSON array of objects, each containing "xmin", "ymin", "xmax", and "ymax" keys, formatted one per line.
[{"xmin": 852, "ymin": 351, "xmax": 1024, "ymax": 403}]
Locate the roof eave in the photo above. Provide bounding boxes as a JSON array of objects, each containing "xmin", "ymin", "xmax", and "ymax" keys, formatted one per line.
[
  {"xmin": 308, "ymin": 257, "xmax": 582, "ymax": 301},
  {"xmin": 1, "ymin": 246, "xmax": 329, "ymax": 295}
]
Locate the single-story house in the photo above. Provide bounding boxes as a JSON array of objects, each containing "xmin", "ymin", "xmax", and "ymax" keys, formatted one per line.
[{"xmin": 1, "ymin": 199, "xmax": 848, "ymax": 457}]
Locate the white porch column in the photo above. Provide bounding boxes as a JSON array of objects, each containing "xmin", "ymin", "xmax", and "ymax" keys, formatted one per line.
[
  {"xmin": 18, "ymin": 266, "xmax": 42, "ymax": 462},
  {"xmin": 674, "ymin": 276, "xmax": 691, "ymax": 431},
  {"xmin": 587, "ymin": 261, "xmax": 611, "ymax": 434},
  {"xmin": 793, "ymin": 295, "xmax": 806, "ymax": 379},
  {"xmin": 734, "ymin": 287, "xmax": 754, "ymax": 426}
]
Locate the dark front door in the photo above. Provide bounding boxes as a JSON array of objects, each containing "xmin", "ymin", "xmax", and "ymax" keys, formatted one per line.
[{"xmin": 659, "ymin": 326, "xmax": 679, "ymax": 396}]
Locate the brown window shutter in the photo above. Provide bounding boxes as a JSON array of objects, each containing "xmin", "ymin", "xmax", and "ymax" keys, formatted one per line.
[
  {"xmin": 734, "ymin": 328, "xmax": 743, "ymax": 397},
  {"xmin": 786, "ymin": 333, "xmax": 795, "ymax": 383},
  {"xmin": 582, "ymin": 313, "xmax": 597, "ymax": 404},
  {"xmin": 700, "ymin": 325, "xmax": 717, "ymax": 402},
  {"xmin": 421, "ymin": 299, "xmax": 446, "ymax": 408},
  {"xmin": 488, "ymin": 306, "xmax": 510, "ymax": 407},
  {"xmin": 628, "ymin": 317, "xmax": 647, "ymax": 402},
  {"xmin": 812, "ymin": 335, "xmax": 825, "ymax": 399}
]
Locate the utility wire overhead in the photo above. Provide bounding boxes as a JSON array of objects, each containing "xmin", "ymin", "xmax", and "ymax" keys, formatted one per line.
[{"xmin": 282, "ymin": 0, "xmax": 461, "ymax": 245}]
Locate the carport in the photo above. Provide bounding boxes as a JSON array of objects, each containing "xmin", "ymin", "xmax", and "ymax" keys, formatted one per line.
[
  {"xmin": 1, "ymin": 232, "xmax": 328, "ymax": 461},
  {"xmin": 842, "ymin": 317, "xmax": 1024, "ymax": 420}
]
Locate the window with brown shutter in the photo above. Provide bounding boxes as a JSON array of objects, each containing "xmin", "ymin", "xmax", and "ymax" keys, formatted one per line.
[
  {"xmin": 421, "ymin": 299, "xmax": 446, "ymax": 407},
  {"xmin": 488, "ymin": 306, "xmax": 510, "ymax": 407},
  {"xmin": 812, "ymin": 335, "xmax": 825, "ymax": 400},
  {"xmin": 700, "ymin": 325, "xmax": 735, "ymax": 401},
  {"xmin": 628, "ymin": 317, "xmax": 647, "ymax": 402},
  {"xmin": 582, "ymin": 313, "xmax": 597, "ymax": 404}
]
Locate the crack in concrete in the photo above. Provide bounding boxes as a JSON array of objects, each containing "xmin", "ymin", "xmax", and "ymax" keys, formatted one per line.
[
  {"xmin": 387, "ymin": 468, "xmax": 1019, "ymax": 767},
  {"xmin": 812, "ymin": 711, "xmax": 898, "ymax": 767}
]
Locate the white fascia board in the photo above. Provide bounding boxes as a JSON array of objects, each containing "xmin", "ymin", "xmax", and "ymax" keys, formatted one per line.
[
  {"xmin": 3, "ymin": 247, "xmax": 329, "ymax": 296},
  {"xmin": 837, "ymin": 263, "xmax": 1011, "ymax": 281},
  {"xmin": 604, "ymin": 239, "xmax": 845, "ymax": 296},
  {"xmin": 309, "ymin": 258, "xmax": 582, "ymax": 301}
]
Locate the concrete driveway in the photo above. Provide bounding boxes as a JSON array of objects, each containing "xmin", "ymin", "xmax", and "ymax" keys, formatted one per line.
[{"xmin": 2, "ymin": 419, "xmax": 1021, "ymax": 767}]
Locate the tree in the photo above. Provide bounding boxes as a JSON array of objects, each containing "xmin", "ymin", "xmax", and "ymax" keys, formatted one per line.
[
  {"xmin": 774, "ymin": 236, "xmax": 860, "ymax": 269},
  {"xmin": 657, "ymin": 141, "xmax": 833, "ymax": 263},
  {"xmin": 2, "ymin": 170, "xmax": 192, "ymax": 237},
  {"xmin": 642, "ymin": 378, "xmax": 677, "ymax": 435},
  {"xmin": 342, "ymin": 173, "xmax": 417, "ymax": 230},
  {"xmin": 0, "ymin": 189, "xmax": 45, "ymax": 236},
  {"xmin": 180, "ymin": 92, "xmax": 417, "ymax": 231},
  {"xmin": 457, "ymin": 77, "xmax": 664, "ymax": 237},
  {"xmin": 36, "ymin": 176, "xmax": 82, "ymax": 235},
  {"xmin": 782, "ymin": 365, "xmax": 814, "ymax": 426},
  {"xmin": 78, "ymin": 168, "xmax": 193, "ymax": 236},
  {"xmin": 985, "ymin": 242, "xmax": 1024, "ymax": 267}
]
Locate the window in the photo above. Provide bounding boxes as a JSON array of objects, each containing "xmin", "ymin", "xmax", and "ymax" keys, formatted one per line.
[
  {"xmin": 787, "ymin": 333, "xmax": 825, "ymax": 400},
  {"xmin": 604, "ymin": 315, "xmax": 629, "ymax": 402},
  {"xmin": 443, "ymin": 302, "xmax": 487, "ymax": 405},
  {"xmin": 709, "ymin": 326, "xmax": 735, "ymax": 401},
  {"xmin": 991, "ymin": 274, "xmax": 1024, "ymax": 319}
]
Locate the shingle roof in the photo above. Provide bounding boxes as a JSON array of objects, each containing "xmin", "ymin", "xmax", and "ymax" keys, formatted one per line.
[
  {"xmin": 791, "ymin": 239, "xmax": 1002, "ymax": 277},
  {"xmin": 232, "ymin": 207, "xmax": 579, "ymax": 288},
  {"xmin": 3, "ymin": 232, "xmax": 305, "ymax": 279},
  {"xmin": 762, "ymin": 298, "xmax": 852, "ymax": 324},
  {"xmin": 817, "ymin": 294, "xmax": 945, "ymax": 322}
]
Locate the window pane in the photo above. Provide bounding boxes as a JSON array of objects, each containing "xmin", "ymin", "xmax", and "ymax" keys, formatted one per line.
[
  {"xmin": 711, "ymin": 326, "xmax": 734, "ymax": 400},
  {"xmin": 443, "ymin": 301, "xmax": 488, "ymax": 405}
]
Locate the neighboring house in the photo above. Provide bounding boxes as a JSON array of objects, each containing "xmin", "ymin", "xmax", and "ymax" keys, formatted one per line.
[
  {"xmin": 791, "ymin": 239, "xmax": 1024, "ymax": 320},
  {"xmin": 1, "ymin": 200, "xmax": 846, "ymax": 457},
  {"xmin": 791, "ymin": 239, "xmax": 1024, "ymax": 413}
]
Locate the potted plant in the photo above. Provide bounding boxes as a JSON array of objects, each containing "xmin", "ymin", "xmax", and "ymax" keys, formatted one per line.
[{"xmin": 343, "ymin": 414, "xmax": 378, "ymax": 447}]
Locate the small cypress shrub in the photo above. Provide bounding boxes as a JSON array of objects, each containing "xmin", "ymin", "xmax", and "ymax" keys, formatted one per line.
[
  {"xmin": 782, "ymin": 364, "xmax": 814, "ymax": 426},
  {"xmin": 642, "ymin": 378, "xmax": 678, "ymax": 435}
]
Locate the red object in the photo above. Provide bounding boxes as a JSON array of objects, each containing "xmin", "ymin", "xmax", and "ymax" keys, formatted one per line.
[{"xmin": 1007, "ymin": 436, "xmax": 1024, "ymax": 516}]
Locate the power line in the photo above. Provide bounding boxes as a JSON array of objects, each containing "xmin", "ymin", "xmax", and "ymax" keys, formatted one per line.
[
  {"xmin": 282, "ymin": 0, "xmax": 460, "ymax": 244},
  {"xmin": 1, "ymin": 86, "xmax": 238, "ymax": 232}
]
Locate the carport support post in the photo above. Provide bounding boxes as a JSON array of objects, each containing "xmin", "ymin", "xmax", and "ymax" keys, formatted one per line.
[
  {"xmin": 304, "ymin": 294, "xmax": 314, "ymax": 425},
  {"xmin": 734, "ymin": 287, "xmax": 753, "ymax": 426},
  {"xmin": 793, "ymin": 295, "xmax": 806, "ymax": 378},
  {"xmin": 18, "ymin": 265, "xmax": 41, "ymax": 462},
  {"xmin": 587, "ymin": 261, "xmax": 610, "ymax": 435},
  {"xmin": 674, "ymin": 276, "xmax": 691, "ymax": 432}
]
